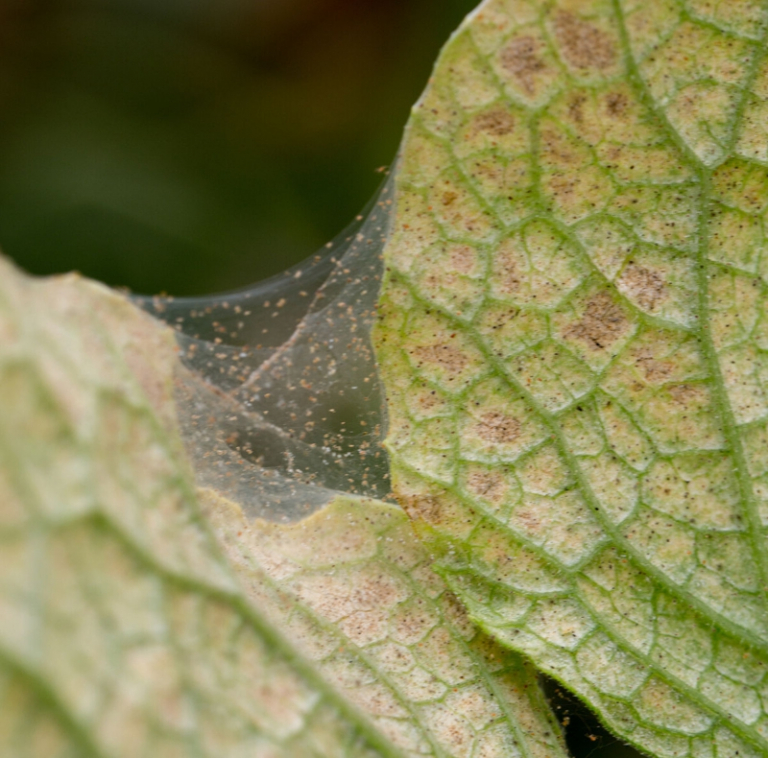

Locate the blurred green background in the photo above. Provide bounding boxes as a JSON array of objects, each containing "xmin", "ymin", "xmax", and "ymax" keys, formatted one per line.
[{"xmin": 0, "ymin": 0, "xmax": 478, "ymax": 295}]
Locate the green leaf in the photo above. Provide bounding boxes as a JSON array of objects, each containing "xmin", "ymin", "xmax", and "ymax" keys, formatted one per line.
[
  {"xmin": 375, "ymin": 1, "xmax": 768, "ymax": 756},
  {"xmin": 0, "ymin": 256, "xmax": 569, "ymax": 757}
]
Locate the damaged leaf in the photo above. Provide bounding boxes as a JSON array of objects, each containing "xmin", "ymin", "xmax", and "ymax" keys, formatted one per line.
[
  {"xmin": 376, "ymin": 1, "xmax": 768, "ymax": 756},
  {"xmin": 0, "ymin": 257, "xmax": 568, "ymax": 758}
]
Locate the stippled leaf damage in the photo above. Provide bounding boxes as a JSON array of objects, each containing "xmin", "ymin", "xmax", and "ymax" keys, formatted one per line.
[
  {"xmin": 0, "ymin": 256, "xmax": 568, "ymax": 758},
  {"xmin": 376, "ymin": 1, "xmax": 768, "ymax": 757}
]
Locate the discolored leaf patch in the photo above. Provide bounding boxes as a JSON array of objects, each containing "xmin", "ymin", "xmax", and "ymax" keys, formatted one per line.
[
  {"xmin": 376, "ymin": 1, "xmax": 768, "ymax": 757},
  {"xmin": 0, "ymin": 255, "xmax": 570, "ymax": 758}
]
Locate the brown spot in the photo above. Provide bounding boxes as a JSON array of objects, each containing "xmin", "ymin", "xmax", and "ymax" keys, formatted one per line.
[
  {"xmin": 472, "ymin": 107, "xmax": 516, "ymax": 137},
  {"xmin": 500, "ymin": 36, "xmax": 546, "ymax": 94},
  {"xmin": 567, "ymin": 291, "xmax": 629, "ymax": 350},
  {"xmin": 568, "ymin": 92, "xmax": 588, "ymax": 124},
  {"xmin": 466, "ymin": 470, "xmax": 507, "ymax": 505},
  {"xmin": 450, "ymin": 245, "xmax": 476, "ymax": 275},
  {"xmin": 667, "ymin": 383, "xmax": 705, "ymax": 405},
  {"xmin": 440, "ymin": 592, "xmax": 474, "ymax": 635},
  {"xmin": 512, "ymin": 507, "xmax": 540, "ymax": 532},
  {"xmin": 553, "ymin": 11, "xmax": 616, "ymax": 71},
  {"xmin": 352, "ymin": 574, "xmax": 401, "ymax": 610},
  {"xmin": 401, "ymin": 495, "xmax": 442, "ymax": 525},
  {"xmin": 635, "ymin": 348, "xmax": 674, "ymax": 383},
  {"xmin": 476, "ymin": 412, "xmax": 521, "ymax": 444},
  {"xmin": 424, "ymin": 270, "xmax": 457, "ymax": 292},
  {"xmin": 547, "ymin": 175, "xmax": 578, "ymax": 202},
  {"xmin": 416, "ymin": 391, "xmax": 443, "ymax": 413},
  {"xmin": 484, "ymin": 307, "xmax": 519, "ymax": 332},
  {"xmin": 495, "ymin": 251, "xmax": 521, "ymax": 294},
  {"xmin": 390, "ymin": 596, "xmax": 435, "ymax": 643},
  {"xmin": 606, "ymin": 91, "xmax": 629, "ymax": 117},
  {"xmin": 540, "ymin": 127, "xmax": 579, "ymax": 165},
  {"xmin": 441, "ymin": 190, "xmax": 459, "ymax": 206},
  {"xmin": 621, "ymin": 263, "xmax": 666, "ymax": 311},
  {"xmin": 412, "ymin": 343, "xmax": 468, "ymax": 375},
  {"xmin": 469, "ymin": 159, "xmax": 503, "ymax": 190}
]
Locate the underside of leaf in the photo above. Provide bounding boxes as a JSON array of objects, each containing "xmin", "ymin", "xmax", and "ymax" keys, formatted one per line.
[
  {"xmin": 205, "ymin": 490, "xmax": 570, "ymax": 758},
  {"xmin": 376, "ymin": 1, "xmax": 768, "ymax": 756},
  {"xmin": 0, "ymin": 252, "xmax": 572, "ymax": 758},
  {"xmin": 0, "ymin": 258, "xmax": 394, "ymax": 757}
]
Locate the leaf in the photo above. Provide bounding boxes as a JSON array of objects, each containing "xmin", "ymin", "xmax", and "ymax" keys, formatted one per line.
[
  {"xmin": 0, "ymin": 258, "xmax": 384, "ymax": 757},
  {"xmin": 0, "ymin": 255, "xmax": 570, "ymax": 758},
  {"xmin": 204, "ymin": 490, "xmax": 570, "ymax": 758},
  {"xmin": 375, "ymin": 1, "xmax": 768, "ymax": 756}
]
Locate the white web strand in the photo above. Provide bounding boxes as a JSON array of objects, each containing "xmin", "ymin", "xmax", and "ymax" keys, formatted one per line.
[{"xmin": 137, "ymin": 177, "xmax": 395, "ymax": 521}]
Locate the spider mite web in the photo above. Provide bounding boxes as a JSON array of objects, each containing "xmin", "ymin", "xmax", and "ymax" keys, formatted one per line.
[{"xmin": 136, "ymin": 177, "xmax": 395, "ymax": 522}]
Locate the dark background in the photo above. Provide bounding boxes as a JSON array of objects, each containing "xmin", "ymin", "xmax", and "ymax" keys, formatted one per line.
[{"xmin": 0, "ymin": 0, "xmax": 481, "ymax": 295}]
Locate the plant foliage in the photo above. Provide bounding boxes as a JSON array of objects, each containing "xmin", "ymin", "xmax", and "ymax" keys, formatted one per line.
[{"xmin": 2, "ymin": 1, "xmax": 768, "ymax": 757}]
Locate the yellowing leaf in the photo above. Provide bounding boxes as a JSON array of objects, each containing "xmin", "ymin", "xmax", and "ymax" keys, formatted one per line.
[
  {"xmin": 0, "ymin": 255, "xmax": 570, "ymax": 758},
  {"xmin": 205, "ymin": 491, "xmax": 570, "ymax": 758},
  {"xmin": 376, "ymin": 1, "xmax": 768, "ymax": 756},
  {"xmin": 0, "ymin": 258, "xmax": 389, "ymax": 758}
]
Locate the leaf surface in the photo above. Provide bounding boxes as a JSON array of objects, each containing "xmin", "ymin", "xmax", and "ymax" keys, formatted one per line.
[
  {"xmin": 375, "ymin": 1, "xmax": 768, "ymax": 756},
  {"xmin": 205, "ymin": 490, "xmax": 570, "ymax": 758},
  {"xmin": 0, "ymin": 256, "xmax": 569, "ymax": 758},
  {"xmin": 0, "ymin": 259, "xmax": 386, "ymax": 758}
]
